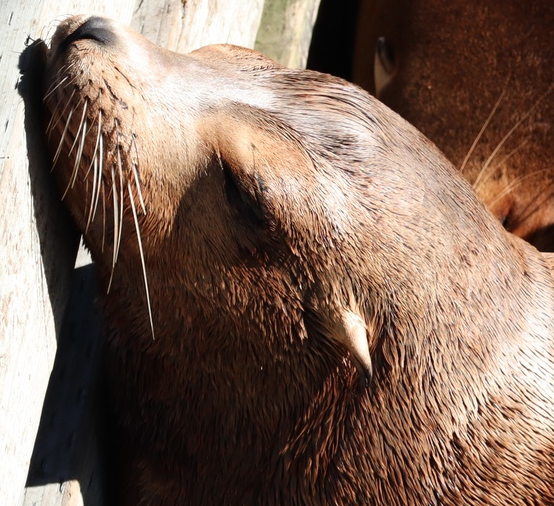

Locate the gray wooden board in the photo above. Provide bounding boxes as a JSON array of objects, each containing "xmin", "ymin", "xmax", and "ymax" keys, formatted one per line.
[
  {"xmin": 0, "ymin": 2, "xmax": 136, "ymax": 505},
  {"xmin": 255, "ymin": 0, "xmax": 322, "ymax": 68},
  {"xmin": 23, "ymin": 263, "xmax": 105, "ymax": 506}
]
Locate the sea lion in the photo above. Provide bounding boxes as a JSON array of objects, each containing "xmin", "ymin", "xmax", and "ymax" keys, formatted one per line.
[
  {"xmin": 353, "ymin": 0, "xmax": 554, "ymax": 251},
  {"xmin": 43, "ymin": 14, "xmax": 554, "ymax": 506}
]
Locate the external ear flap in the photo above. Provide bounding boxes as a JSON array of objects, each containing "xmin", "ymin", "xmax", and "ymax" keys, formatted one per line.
[
  {"xmin": 337, "ymin": 310, "xmax": 372, "ymax": 389},
  {"xmin": 374, "ymin": 37, "xmax": 396, "ymax": 96},
  {"xmin": 305, "ymin": 295, "xmax": 373, "ymax": 391}
]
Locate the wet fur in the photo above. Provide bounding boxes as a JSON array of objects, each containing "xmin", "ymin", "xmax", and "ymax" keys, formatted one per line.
[
  {"xmin": 353, "ymin": 0, "xmax": 554, "ymax": 251},
  {"xmin": 44, "ymin": 15, "xmax": 554, "ymax": 505}
]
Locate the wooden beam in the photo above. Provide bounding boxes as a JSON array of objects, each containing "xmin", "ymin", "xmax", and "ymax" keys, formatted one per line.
[
  {"xmin": 255, "ymin": 0, "xmax": 322, "ymax": 68},
  {"xmin": 0, "ymin": 3, "xmax": 136, "ymax": 506},
  {"xmin": 132, "ymin": 0, "xmax": 265, "ymax": 53}
]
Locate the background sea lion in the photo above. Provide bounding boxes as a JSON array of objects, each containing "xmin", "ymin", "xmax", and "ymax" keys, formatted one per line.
[
  {"xmin": 44, "ymin": 14, "xmax": 554, "ymax": 506},
  {"xmin": 352, "ymin": 0, "xmax": 554, "ymax": 251}
]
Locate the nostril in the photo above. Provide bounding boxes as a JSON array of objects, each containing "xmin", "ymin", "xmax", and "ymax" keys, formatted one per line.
[{"xmin": 58, "ymin": 16, "xmax": 115, "ymax": 53}]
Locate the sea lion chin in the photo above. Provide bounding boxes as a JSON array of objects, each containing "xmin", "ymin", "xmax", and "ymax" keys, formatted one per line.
[{"xmin": 44, "ymin": 14, "xmax": 554, "ymax": 506}]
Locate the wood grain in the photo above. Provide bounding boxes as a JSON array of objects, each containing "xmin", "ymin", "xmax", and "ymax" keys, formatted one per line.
[
  {"xmin": 255, "ymin": 0, "xmax": 322, "ymax": 68},
  {"xmin": 132, "ymin": 0, "xmax": 265, "ymax": 52},
  {"xmin": 0, "ymin": 4, "xmax": 136, "ymax": 505}
]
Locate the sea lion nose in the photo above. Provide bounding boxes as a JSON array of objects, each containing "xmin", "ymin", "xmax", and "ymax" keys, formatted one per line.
[{"xmin": 59, "ymin": 16, "xmax": 116, "ymax": 52}]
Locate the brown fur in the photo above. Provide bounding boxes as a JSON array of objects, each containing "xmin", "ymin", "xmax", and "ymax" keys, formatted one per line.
[
  {"xmin": 44, "ymin": 15, "xmax": 554, "ymax": 506},
  {"xmin": 353, "ymin": 0, "xmax": 554, "ymax": 251}
]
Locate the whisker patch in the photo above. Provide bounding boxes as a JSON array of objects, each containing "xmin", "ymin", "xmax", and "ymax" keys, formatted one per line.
[{"xmin": 474, "ymin": 85, "xmax": 553, "ymax": 190}]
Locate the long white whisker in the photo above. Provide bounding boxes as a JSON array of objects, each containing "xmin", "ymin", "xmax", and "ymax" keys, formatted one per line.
[
  {"xmin": 44, "ymin": 74, "xmax": 69, "ymax": 101},
  {"xmin": 107, "ymin": 163, "xmax": 120, "ymax": 294},
  {"xmin": 101, "ymin": 185, "xmax": 106, "ymax": 253},
  {"xmin": 115, "ymin": 121, "xmax": 124, "ymax": 265},
  {"xmin": 131, "ymin": 134, "xmax": 146, "ymax": 214},
  {"xmin": 128, "ymin": 181, "xmax": 155, "ymax": 340},
  {"xmin": 67, "ymin": 98, "xmax": 87, "ymax": 157},
  {"xmin": 107, "ymin": 120, "xmax": 126, "ymax": 293},
  {"xmin": 460, "ymin": 83, "xmax": 508, "ymax": 176},
  {"xmin": 92, "ymin": 129, "xmax": 104, "ymax": 224},
  {"xmin": 52, "ymin": 103, "xmax": 75, "ymax": 167},
  {"xmin": 132, "ymin": 162, "xmax": 146, "ymax": 215},
  {"xmin": 86, "ymin": 110, "xmax": 103, "ymax": 231},
  {"xmin": 47, "ymin": 87, "xmax": 76, "ymax": 138},
  {"xmin": 474, "ymin": 139, "xmax": 529, "ymax": 192},
  {"xmin": 44, "ymin": 62, "xmax": 78, "ymax": 103},
  {"xmin": 62, "ymin": 100, "xmax": 88, "ymax": 199},
  {"xmin": 85, "ymin": 156, "xmax": 98, "ymax": 233}
]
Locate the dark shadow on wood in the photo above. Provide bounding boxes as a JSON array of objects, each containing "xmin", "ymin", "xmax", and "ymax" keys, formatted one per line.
[
  {"xmin": 18, "ymin": 40, "xmax": 80, "ymax": 337},
  {"xmin": 24, "ymin": 263, "xmax": 114, "ymax": 506},
  {"xmin": 19, "ymin": 41, "xmax": 113, "ymax": 506}
]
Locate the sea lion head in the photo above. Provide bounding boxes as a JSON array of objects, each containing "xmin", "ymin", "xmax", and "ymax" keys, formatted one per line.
[
  {"xmin": 44, "ymin": 14, "xmax": 390, "ymax": 384},
  {"xmin": 43, "ymin": 12, "xmax": 526, "ymax": 395}
]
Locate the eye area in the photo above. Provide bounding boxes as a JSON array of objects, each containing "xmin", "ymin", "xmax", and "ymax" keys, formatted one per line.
[
  {"xmin": 222, "ymin": 159, "xmax": 269, "ymax": 228},
  {"xmin": 220, "ymin": 160, "xmax": 295, "ymax": 264}
]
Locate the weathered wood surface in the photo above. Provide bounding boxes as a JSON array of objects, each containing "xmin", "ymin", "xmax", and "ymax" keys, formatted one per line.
[
  {"xmin": 132, "ymin": 0, "xmax": 320, "ymax": 68},
  {"xmin": 23, "ymin": 258, "xmax": 105, "ymax": 506},
  {"xmin": 132, "ymin": 0, "xmax": 266, "ymax": 53},
  {"xmin": 255, "ymin": 0, "xmax": 322, "ymax": 68},
  {"xmin": 0, "ymin": 3, "xmax": 136, "ymax": 506}
]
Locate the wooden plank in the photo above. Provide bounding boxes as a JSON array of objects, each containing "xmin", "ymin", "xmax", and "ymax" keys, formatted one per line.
[
  {"xmin": 132, "ymin": 0, "xmax": 266, "ymax": 52},
  {"xmin": 255, "ymin": 0, "xmax": 322, "ymax": 68},
  {"xmin": 0, "ymin": 3, "xmax": 136, "ymax": 506},
  {"xmin": 24, "ymin": 260, "xmax": 105, "ymax": 506}
]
